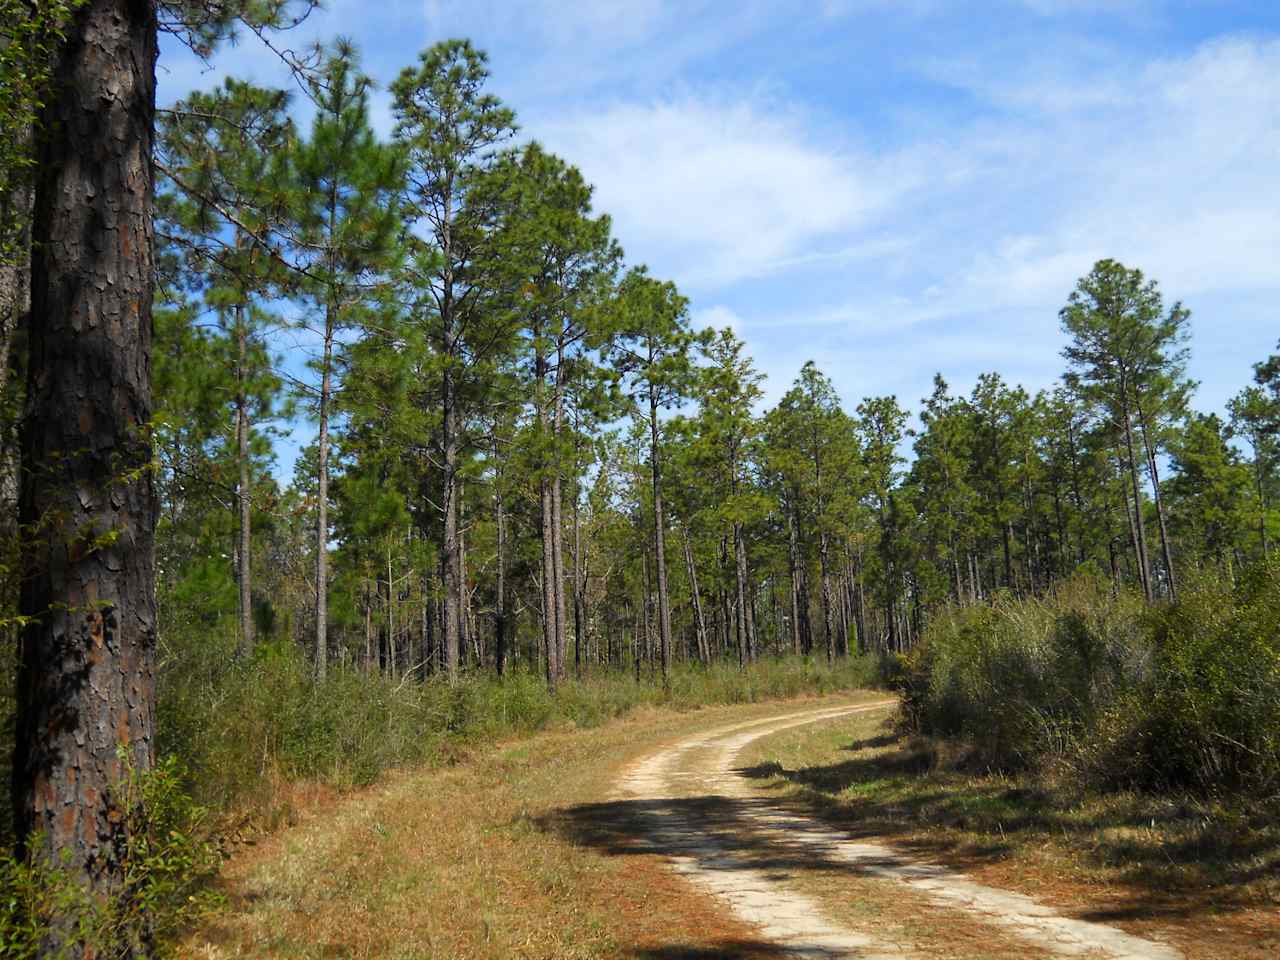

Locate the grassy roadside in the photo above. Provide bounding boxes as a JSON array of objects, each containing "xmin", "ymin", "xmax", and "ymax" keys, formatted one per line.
[
  {"xmin": 180, "ymin": 691, "xmax": 889, "ymax": 959},
  {"xmin": 739, "ymin": 708, "xmax": 1280, "ymax": 960},
  {"xmin": 158, "ymin": 652, "xmax": 880, "ymax": 831}
]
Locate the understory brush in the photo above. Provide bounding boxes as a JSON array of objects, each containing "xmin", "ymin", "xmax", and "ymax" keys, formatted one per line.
[
  {"xmin": 891, "ymin": 563, "xmax": 1280, "ymax": 797},
  {"xmin": 0, "ymin": 754, "xmax": 222, "ymax": 959},
  {"xmin": 158, "ymin": 635, "xmax": 880, "ymax": 824},
  {"xmin": 0, "ymin": 627, "xmax": 876, "ymax": 951}
]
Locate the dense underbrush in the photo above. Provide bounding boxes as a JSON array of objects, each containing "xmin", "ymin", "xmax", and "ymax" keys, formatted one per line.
[
  {"xmin": 890, "ymin": 562, "xmax": 1280, "ymax": 797},
  {"xmin": 159, "ymin": 643, "xmax": 879, "ymax": 821},
  {"xmin": 0, "ymin": 636, "xmax": 877, "ymax": 953}
]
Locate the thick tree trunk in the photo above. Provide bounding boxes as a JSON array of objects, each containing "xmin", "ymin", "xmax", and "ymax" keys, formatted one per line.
[
  {"xmin": 14, "ymin": 0, "xmax": 158, "ymax": 943},
  {"xmin": 235, "ymin": 303, "xmax": 254, "ymax": 659},
  {"xmin": 648, "ymin": 391, "xmax": 672, "ymax": 685},
  {"xmin": 0, "ymin": 130, "xmax": 31, "ymax": 531}
]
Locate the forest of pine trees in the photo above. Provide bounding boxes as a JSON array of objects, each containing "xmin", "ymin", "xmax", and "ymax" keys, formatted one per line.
[
  {"xmin": 147, "ymin": 45, "xmax": 1280, "ymax": 689},
  {"xmin": 1, "ymin": 3, "xmax": 1279, "ymax": 954}
]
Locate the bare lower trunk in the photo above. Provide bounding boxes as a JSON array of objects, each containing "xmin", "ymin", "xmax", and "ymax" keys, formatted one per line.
[
  {"xmin": 551, "ymin": 469, "xmax": 567, "ymax": 679},
  {"xmin": 441, "ymin": 366, "xmax": 461, "ymax": 679},
  {"xmin": 819, "ymin": 532, "xmax": 835, "ymax": 664},
  {"xmin": 733, "ymin": 522, "xmax": 750, "ymax": 667},
  {"xmin": 540, "ymin": 474, "xmax": 559, "ymax": 688},
  {"xmin": 683, "ymin": 528, "xmax": 709, "ymax": 663},
  {"xmin": 458, "ymin": 478, "xmax": 470, "ymax": 669},
  {"xmin": 15, "ymin": 1, "xmax": 159, "ymax": 947},
  {"xmin": 314, "ymin": 320, "xmax": 333, "ymax": 679},
  {"xmin": 572, "ymin": 485, "xmax": 584, "ymax": 676},
  {"xmin": 493, "ymin": 441, "xmax": 507, "ymax": 676},
  {"xmin": 1136, "ymin": 402, "xmax": 1176, "ymax": 600},
  {"xmin": 1121, "ymin": 401, "xmax": 1154, "ymax": 603},
  {"xmin": 786, "ymin": 508, "xmax": 802, "ymax": 655},
  {"xmin": 235, "ymin": 304, "xmax": 254, "ymax": 659},
  {"xmin": 648, "ymin": 391, "xmax": 672, "ymax": 685}
]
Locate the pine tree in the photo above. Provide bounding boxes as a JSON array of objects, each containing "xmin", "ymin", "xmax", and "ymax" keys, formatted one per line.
[
  {"xmin": 689, "ymin": 328, "xmax": 766, "ymax": 666},
  {"xmin": 14, "ymin": 0, "xmax": 315, "ymax": 950},
  {"xmin": 288, "ymin": 42, "xmax": 405, "ymax": 680},
  {"xmin": 391, "ymin": 39, "xmax": 516, "ymax": 681},
  {"xmin": 606, "ymin": 268, "xmax": 702, "ymax": 686},
  {"xmin": 158, "ymin": 77, "xmax": 294, "ymax": 657},
  {"xmin": 474, "ymin": 142, "xmax": 620, "ymax": 685},
  {"xmin": 911, "ymin": 375, "xmax": 979, "ymax": 603},
  {"xmin": 1228, "ymin": 384, "xmax": 1279, "ymax": 561},
  {"xmin": 764, "ymin": 363, "xmax": 858, "ymax": 662},
  {"xmin": 856, "ymin": 396, "xmax": 907, "ymax": 650},
  {"xmin": 1166, "ymin": 414, "xmax": 1252, "ymax": 574},
  {"xmin": 1061, "ymin": 259, "xmax": 1190, "ymax": 602}
]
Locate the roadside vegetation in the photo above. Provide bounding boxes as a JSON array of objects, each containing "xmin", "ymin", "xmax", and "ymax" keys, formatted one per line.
[
  {"xmin": 2, "ymin": 0, "xmax": 1279, "ymax": 955},
  {"xmin": 0, "ymin": 649, "xmax": 878, "ymax": 956},
  {"xmin": 740, "ymin": 567, "xmax": 1280, "ymax": 959},
  {"xmin": 892, "ymin": 566, "xmax": 1280, "ymax": 797}
]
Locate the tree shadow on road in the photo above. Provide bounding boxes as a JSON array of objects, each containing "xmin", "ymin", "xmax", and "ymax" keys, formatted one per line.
[
  {"xmin": 733, "ymin": 728, "xmax": 1280, "ymax": 919},
  {"xmin": 627, "ymin": 942, "xmax": 803, "ymax": 958}
]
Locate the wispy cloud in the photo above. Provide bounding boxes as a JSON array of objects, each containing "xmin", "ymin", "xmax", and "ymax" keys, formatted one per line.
[{"xmin": 537, "ymin": 95, "xmax": 923, "ymax": 291}]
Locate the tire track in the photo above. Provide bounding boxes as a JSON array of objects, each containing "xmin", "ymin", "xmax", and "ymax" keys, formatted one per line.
[{"xmin": 614, "ymin": 700, "xmax": 1182, "ymax": 960}]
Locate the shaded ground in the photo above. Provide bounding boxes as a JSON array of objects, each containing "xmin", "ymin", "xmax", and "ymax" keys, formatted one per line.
[
  {"xmin": 181, "ymin": 693, "xmax": 1276, "ymax": 958},
  {"xmin": 548, "ymin": 702, "xmax": 1191, "ymax": 958},
  {"xmin": 180, "ymin": 694, "xmax": 889, "ymax": 959},
  {"xmin": 736, "ymin": 711, "xmax": 1280, "ymax": 960}
]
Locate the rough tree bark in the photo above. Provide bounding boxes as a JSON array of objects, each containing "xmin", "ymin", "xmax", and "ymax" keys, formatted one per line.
[
  {"xmin": 14, "ymin": 0, "xmax": 159, "ymax": 946},
  {"xmin": 0, "ymin": 139, "xmax": 31, "ymax": 527}
]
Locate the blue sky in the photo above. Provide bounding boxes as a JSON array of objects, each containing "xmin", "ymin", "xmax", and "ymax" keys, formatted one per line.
[{"xmin": 159, "ymin": 1, "xmax": 1280, "ymax": 476}]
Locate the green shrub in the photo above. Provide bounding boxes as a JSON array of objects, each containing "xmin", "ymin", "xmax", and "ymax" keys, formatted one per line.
[
  {"xmin": 1142, "ymin": 564, "xmax": 1280, "ymax": 793},
  {"xmin": 899, "ymin": 565, "xmax": 1280, "ymax": 797},
  {"xmin": 156, "ymin": 632, "xmax": 881, "ymax": 819},
  {"xmin": 0, "ymin": 754, "xmax": 221, "ymax": 959}
]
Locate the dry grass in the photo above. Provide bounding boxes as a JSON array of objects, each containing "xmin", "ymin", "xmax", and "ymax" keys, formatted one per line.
[
  {"xmin": 738, "ymin": 710, "xmax": 1280, "ymax": 960},
  {"xmin": 179, "ymin": 694, "xmax": 878, "ymax": 959}
]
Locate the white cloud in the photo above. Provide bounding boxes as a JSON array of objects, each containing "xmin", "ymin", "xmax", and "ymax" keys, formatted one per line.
[
  {"xmin": 692, "ymin": 304, "xmax": 743, "ymax": 334},
  {"xmin": 538, "ymin": 95, "xmax": 914, "ymax": 291},
  {"xmin": 949, "ymin": 36, "xmax": 1280, "ymax": 308}
]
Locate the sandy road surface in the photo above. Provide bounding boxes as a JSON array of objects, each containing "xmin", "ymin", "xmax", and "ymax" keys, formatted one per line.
[{"xmin": 613, "ymin": 701, "xmax": 1183, "ymax": 960}]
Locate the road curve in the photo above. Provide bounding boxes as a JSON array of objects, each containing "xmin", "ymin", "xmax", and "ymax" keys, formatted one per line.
[{"xmin": 613, "ymin": 700, "xmax": 1183, "ymax": 960}]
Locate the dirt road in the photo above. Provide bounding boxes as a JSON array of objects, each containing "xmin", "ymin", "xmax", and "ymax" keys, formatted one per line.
[{"xmin": 610, "ymin": 702, "xmax": 1184, "ymax": 960}]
